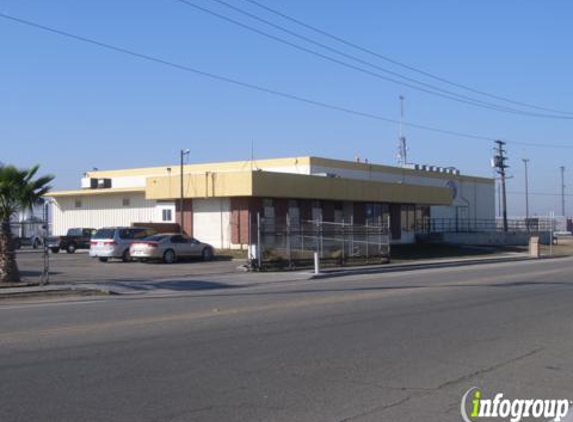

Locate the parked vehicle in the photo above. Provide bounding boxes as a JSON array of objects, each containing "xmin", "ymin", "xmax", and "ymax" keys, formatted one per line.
[
  {"xmin": 90, "ymin": 227, "xmax": 156, "ymax": 262},
  {"xmin": 130, "ymin": 233, "xmax": 214, "ymax": 264},
  {"xmin": 13, "ymin": 235, "xmax": 43, "ymax": 250},
  {"xmin": 11, "ymin": 214, "xmax": 46, "ymax": 250},
  {"xmin": 46, "ymin": 228, "xmax": 96, "ymax": 253}
]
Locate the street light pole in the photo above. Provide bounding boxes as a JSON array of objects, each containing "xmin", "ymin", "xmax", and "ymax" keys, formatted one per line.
[
  {"xmin": 522, "ymin": 159, "xmax": 530, "ymax": 221},
  {"xmin": 180, "ymin": 149, "xmax": 190, "ymax": 234}
]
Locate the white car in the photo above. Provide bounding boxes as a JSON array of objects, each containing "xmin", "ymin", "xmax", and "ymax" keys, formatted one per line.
[
  {"xmin": 90, "ymin": 227, "xmax": 156, "ymax": 262},
  {"xmin": 130, "ymin": 233, "xmax": 214, "ymax": 263}
]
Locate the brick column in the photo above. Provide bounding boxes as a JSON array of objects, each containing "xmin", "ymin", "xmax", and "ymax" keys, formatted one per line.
[{"xmin": 175, "ymin": 199, "xmax": 193, "ymax": 236}]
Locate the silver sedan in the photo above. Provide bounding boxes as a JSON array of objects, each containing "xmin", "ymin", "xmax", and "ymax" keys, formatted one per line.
[{"xmin": 129, "ymin": 233, "xmax": 215, "ymax": 263}]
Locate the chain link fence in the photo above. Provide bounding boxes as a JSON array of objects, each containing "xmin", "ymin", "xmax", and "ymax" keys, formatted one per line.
[
  {"xmin": 11, "ymin": 221, "xmax": 50, "ymax": 284},
  {"xmin": 416, "ymin": 217, "xmax": 556, "ymax": 234},
  {"xmin": 249, "ymin": 215, "xmax": 390, "ymax": 270}
]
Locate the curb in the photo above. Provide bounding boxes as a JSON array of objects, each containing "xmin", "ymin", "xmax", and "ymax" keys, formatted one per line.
[
  {"xmin": 0, "ymin": 286, "xmax": 113, "ymax": 300},
  {"xmin": 309, "ymin": 255, "xmax": 562, "ymax": 280}
]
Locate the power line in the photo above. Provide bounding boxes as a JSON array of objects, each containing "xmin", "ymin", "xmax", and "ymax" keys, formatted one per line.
[
  {"xmin": 1, "ymin": 12, "xmax": 573, "ymax": 150},
  {"xmin": 196, "ymin": 0, "xmax": 572, "ymax": 119},
  {"xmin": 241, "ymin": 0, "xmax": 573, "ymax": 117},
  {"xmin": 174, "ymin": 0, "xmax": 573, "ymax": 120}
]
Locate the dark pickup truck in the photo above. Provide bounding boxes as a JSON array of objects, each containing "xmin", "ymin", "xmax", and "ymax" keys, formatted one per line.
[{"xmin": 46, "ymin": 228, "xmax": 96, "ymax": 253}]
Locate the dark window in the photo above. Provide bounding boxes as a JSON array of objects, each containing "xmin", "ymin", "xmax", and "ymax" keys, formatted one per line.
[
  {"xmin": 401, "ymin": 205, "xmax": 416, "ymax": 231},
  {"xmin": 263, "ymin": 199, "xmax": 274, "ymax": 218},
  {"xmin": 162, "ymin": 209, "xmax": 172, "ymax": 222},
  {"xmin": 288, "ymin": 200, "xmax": 300, "ymax": 226},
  {"xmin": 67, "ymin": 228, "xmax": 82, "ymax": 236},
  {"xmin": 311, "ymin": 201, "xmax": 322, "ymax": 221},
  {"xmin": 93, "ymin": 229, "xmax": 116, "ymax": 239},
  {"xmin": 170, "ymin": 235, "xmax": 185, "ymax": 243},
  {"xmin": 122, "ymin": 198, "xmax": 130, "ymax": 207},
  {"xmin": 118, "ymin": 229, "xmax": 133, "ymax": 240},
  {"xmin": 365, "ymin": 203, "xmax": 388, "ymax": 225},
  {"xmin": 145, "ymin": 234, "xmax": 169, "ymax": 242}
]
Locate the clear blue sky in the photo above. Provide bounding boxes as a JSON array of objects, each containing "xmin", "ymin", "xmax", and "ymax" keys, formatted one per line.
[{"xmin": 1, "ymin": 0, "xmax": 572, "ymax": 216}]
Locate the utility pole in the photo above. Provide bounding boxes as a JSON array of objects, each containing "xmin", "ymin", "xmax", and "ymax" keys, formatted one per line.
[
  {"xmin": 560, "ymin": 166, "xmax": 566, "ymax": 216},
  {"xmin": 522, "ymin": 159, "xmax": 530, "ymax": 221},
  {"xmin": 180, "ymin": 149, "xmax": 190, "ymax": 233},
  {"xmin": 497, "ymin": 179, "xmax": 502, "ymax": 217},
  {"xmin": 397, "ymin": 95, "xmax": 408, "ymax": 167},
  {"xmin": 493, "ymin": 140, "xmax": 509, "ymax": 232}
]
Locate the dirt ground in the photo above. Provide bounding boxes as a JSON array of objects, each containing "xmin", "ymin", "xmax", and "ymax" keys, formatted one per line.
[{"xmin": 541, "ymin": 235, "xmax": 573, "ymax": 256}]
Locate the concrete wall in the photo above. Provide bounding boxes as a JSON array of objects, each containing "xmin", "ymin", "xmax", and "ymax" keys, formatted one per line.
[
  {"xmin": 192, "ymin": 198, "xmax": 231, "ymax": 249},
  {"xmin": 431, "ymin": 180, "xmax": 495, "ymax": 221},
  {"xmin": 51, "ymin": 193, "xmax": 171, "ymax": 236}
]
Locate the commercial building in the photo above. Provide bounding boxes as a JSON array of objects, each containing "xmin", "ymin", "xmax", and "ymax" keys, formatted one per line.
[{"xmin": 46, "ymin": 156, "xmax": 495, "ymax": 248}]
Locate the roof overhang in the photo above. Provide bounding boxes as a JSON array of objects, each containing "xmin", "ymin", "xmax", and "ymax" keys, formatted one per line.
[
  {"xmin": 146, "ymin": 171, "xmax": 452, "ymax": 205},
  {"xmin": 45, "ymin": 187, "xmax": 145, "ymax": 198}
]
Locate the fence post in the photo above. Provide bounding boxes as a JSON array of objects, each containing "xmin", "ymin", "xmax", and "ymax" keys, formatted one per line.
[
  {"xmin": 42, "ymin": 207, "xmax": 50, "ymax": 285},
  {"xmin": 286, "ymin": 212, "xmax": 291, "ymax": 267},
  {"xmin": 379, "ymin": 223, "xmax": 383, "ymax": 258},
  {"xmin": 257, "ymin": 212, "xmax": 262, "ymax": 269},
  {"xmin": 318, "ymin": 218, "xmax": 324, "ymax": 259},
  {"xmin": 341, "ymin": 219, "xmax": 345, "ymax": 265},
  {"xmin": 366, "ymin": 220, "xmax": 370, "ymax": 262},
  {"xmin": 550, "ymin": 212, "xmax": 555, "ymax": 255},
  {"xmin": 301, "ymin": 222, "xmax": 305, "ymax": 256},
  {"xmin": 350, "ymin": 215, "xmax": 354, "ymax": 257},
  {"xmin": 387, "ymin": 214, "xmax": 391, "ymax": 260},
  {"xmin": 314, "ymin": 251, "xmax": 320, "ymax": 275},
  {"xmin": 41, "ymin": 239, "xmax": 50, "ymax": 285}
]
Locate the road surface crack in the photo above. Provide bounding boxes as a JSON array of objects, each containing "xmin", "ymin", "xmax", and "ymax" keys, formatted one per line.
[
  {"xmin": 336, "ymin": 395, "xmax": 413, "ymax": 422},
  {"xmin": 435, "ymin": 347, "xmax": 544, "ymax": 391}
]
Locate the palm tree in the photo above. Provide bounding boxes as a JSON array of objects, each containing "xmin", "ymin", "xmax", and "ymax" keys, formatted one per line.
[{"xmin": 0, "ymin": 165, "xmax": 54, "ymax": 283}]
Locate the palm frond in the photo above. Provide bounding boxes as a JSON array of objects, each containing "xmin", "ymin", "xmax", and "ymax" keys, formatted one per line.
[{"xmin": 0, "ymin": 164, "xmax": 54, "ymax": 221}]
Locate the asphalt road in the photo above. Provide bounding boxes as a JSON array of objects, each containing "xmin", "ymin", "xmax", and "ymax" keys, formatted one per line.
[{"xmin": 1, "ymin": 257, "xmax": 573, "ymax": 422}]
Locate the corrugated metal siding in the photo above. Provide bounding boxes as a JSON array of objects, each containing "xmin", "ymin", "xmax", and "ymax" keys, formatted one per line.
[
  {"xmin": 52, "ymin": 193, "xmax": 158, "ymax": 235},
  {"xmin": 193, "ymin": 198, "xmax": 231, "ymax": 249}
]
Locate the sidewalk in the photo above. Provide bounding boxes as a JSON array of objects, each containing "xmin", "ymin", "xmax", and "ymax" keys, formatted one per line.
[
  {"xmin": 309, "ymin": 251, "xmax": 543, "ymax": 279},
  {"xmin": 0, "ymin": 251, "xmax": 559, "ymax": 299},
  {"xmin": 0, "ymin": 283, "xmax": 113, "ymax": 300}
]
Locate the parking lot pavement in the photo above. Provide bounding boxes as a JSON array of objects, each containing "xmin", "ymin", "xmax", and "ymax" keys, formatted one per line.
[
  {"xmin": 15, "ymin": 249, "xmax": 247, "ymax": 285},
  {"xmin": 13, "ymin": 250, "xmax": 313, "ymax": 295}
]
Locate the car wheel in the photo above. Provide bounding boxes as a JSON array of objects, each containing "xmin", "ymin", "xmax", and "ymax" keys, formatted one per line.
[
  {"xmin": 202, "ymin": 247, "xmax": 214, "ymax": 262},
  {"xmin": 98, "ymin": 257, "xmax": 108, "ymax": 263},
  {"xmin": 122, "ymin": 249, "xmax": 131, "ymax": 262},
  {"xmin": 50, "ymin": 247, "xmax": 60, "ymax": 254},
  {"xmin": 163, "ymin": 249, "xmax": 176, "ymax": 264},
  {"xmin": 66, "ymin": 244, "xmax": 76, "ymax": 254}
]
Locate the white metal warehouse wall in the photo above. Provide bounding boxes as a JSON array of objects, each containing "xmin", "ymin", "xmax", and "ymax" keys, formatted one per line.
[{"xmin": 51, "ymin": 193, "xmax": 170, "ymax": 235}]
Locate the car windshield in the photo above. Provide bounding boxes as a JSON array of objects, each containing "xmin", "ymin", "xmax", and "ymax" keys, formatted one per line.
[
  {"xmin": 93, "ymin": 229, "xmax": 116, "ymax": 239},
  {"xmin": 67, "ymin": 228, "xmax": 82, "ymax": 236}
]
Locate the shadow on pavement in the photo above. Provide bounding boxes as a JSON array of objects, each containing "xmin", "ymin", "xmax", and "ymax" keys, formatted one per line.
[{"xmin": 111, "ymin": 279, "xmax": 242, "ymax": 292}]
